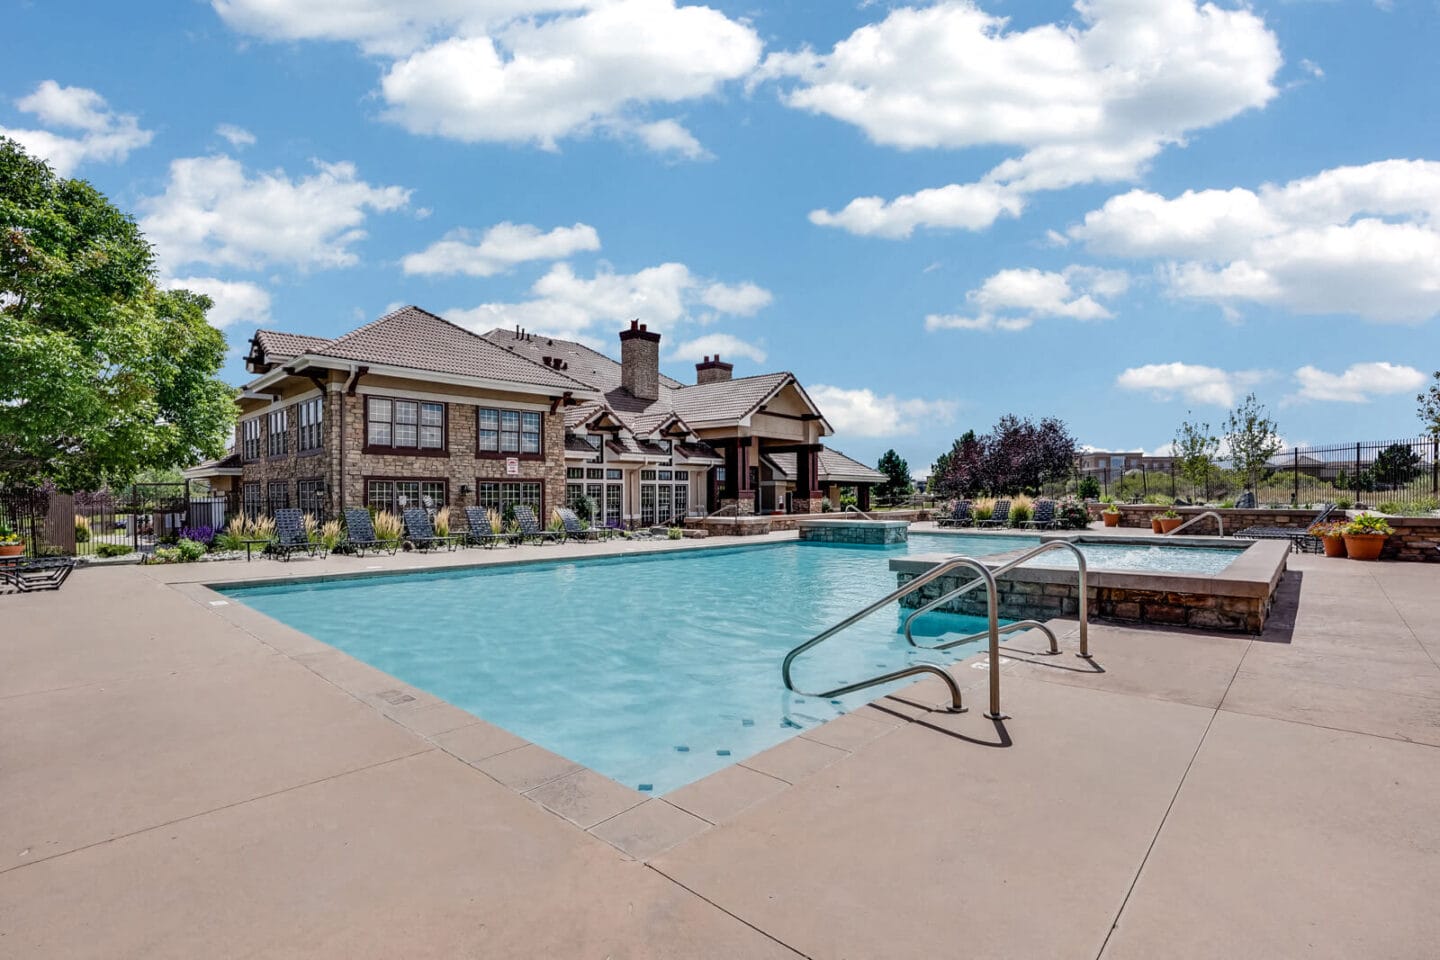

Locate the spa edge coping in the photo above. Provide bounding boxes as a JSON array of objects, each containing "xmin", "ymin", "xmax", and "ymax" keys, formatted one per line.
[
  {"xmin": 795, "ymin": 518, "xmax": 911, "ymax": 530},
  {"xmin": 889, "ymin": 535, "xmax": 1292, "ymax": 600}
]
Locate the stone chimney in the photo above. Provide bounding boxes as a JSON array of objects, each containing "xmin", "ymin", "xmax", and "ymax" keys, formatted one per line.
[
  {"xmin": 695, "ymin": 354, "xmax": 733, "ymax": 385},
  {"xmin": 619, "ymin": 319, "xmax": 661, "ymax": 401}
]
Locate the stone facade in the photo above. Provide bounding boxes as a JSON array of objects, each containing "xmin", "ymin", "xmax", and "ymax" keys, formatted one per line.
[
  {"xmin": 1379, "ymin": 517, "xmax": 1440, "ymax": 562},
  {"xmin": 618, "ymin": 321, "xmax": 661, "ymax": 401},
  {"xmin": 797, "ymin": 520, "xmax": 909, "ymax": 545},
  {"xmin": 895, "ymin": 568, "xmax": 1271, "ymax": 634}
]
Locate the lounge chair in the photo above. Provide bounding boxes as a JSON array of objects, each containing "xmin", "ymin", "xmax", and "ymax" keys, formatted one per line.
[
  {"xmin": 271, "ymin": 508, "xmax": 323, "ymax": 561},
  {"xmin": 0, "ymin": 556, "xmax": 76, "ymax": 592},
  {"xmin": 402, "ymin": 508, "xmax": 461, "ymax": 552},
  {"xmin": 556, "ymin": 507, "xmax": 602, "ymax": 542},
  {"xmin": 937, "ymin": 500, "xmax": 974, "ymax": 528},
  {"xmin": 1234, "ymin": 503, "xmax": 1335, "ymax": 553},
  {"xmin": 511, "ymin": 504, "xmax": 563, "ymax": 545},
  {"xmin": 1020, "ymin": 499, "xmax": 1059, "ymax": 529},
  {"xmin": 341, "ymin": 508, "xmax": 399, "ymax": 556},
  {"xmin": 463, "ymin": 506, "xmax": 517, "ymax": 549},
  {"xmin": 977, "ymin": 499, "xmax": 1011, "ymax": 528}
]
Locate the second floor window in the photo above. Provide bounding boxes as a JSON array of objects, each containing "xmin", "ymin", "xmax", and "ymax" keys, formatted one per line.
[
  {"xmin": 267, "ymin": 408, "xmax": 289, "ymax": 457},
  {"xmin": 477, "ymin": 408, "xmax": 541, "ymax": 455},
  {"xmin": 298, "ymin": 397, "xmax": 323, "ymax": 452},
  {"xmin": 366, "ymin": 397, "xmax": 445, "ymax": 450},
  {"xmin": 241, "ymin": 418, "xmax": 261, "ymax": 461}
]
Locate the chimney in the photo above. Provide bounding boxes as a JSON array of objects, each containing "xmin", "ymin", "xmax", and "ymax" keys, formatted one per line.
[
  {"xmin": 695, "ymin": 354, "xmax": 733, "ymax": 385},
  {"xmin": 619, "ymin": 319, "xmax": 661, "ymax": 401}
]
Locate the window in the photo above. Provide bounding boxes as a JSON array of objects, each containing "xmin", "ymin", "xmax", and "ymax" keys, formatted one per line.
[
  {"xmin": 606, "ymin": 469, "xmax": 622, "ymax": 481},
  {"xmin": 298, "ymin": 397, "xmax": 323, "ymax": 452},
  {"xmin": 641, "ymin": 469, "xmax": 657, "ymax": 481},
  {"xmin": 586, "ymin": 468, "xmax": 604, "ymax": 480},
  {"xmin": 367, "ymin": 397, "xmax": 445, "ymax": 451},
  {"xmin": 675, "ymin": 484, "xmax": 688, "ymax": 520},
  {"xmin": 267, "ymin": 481, "xmax": 289, "ymax": 510},
  {"xmin": 475, "ymin": 481, "xmax": 543, "ymax": 517},
  {"xmin": 242, "ymin": 482, "xmax": 261, "ymax": 517},
  {"xmin": 566, "ymin": 467, "xmax": 584, "ymax": 480},
  {"xmin": 267, "ymin": 408, "xmax": 289, "ymax": 457},
  {"xmin": 641, "ymin": 485, "xmax": 656, "ymax": 525},
  {"xmin": 566, "ymin": 482, "xmax": 584, "ymax": 506},
  {"xmin": 658, "ymin": 470, "xmax": 672, "ymax": 481},
  {"xmin": 657, "ymin": 485, "xmax": 672, "ymax": 523},
  {"xmin": 605, "ymin": 484, "xmax": 622, "ymax": 527},
  {"xmin": 478, "ymin": 407, "xmax": 541, "ymax": 456},
  {"xmin": 297, "ymin": 479, "xmax": 325, "ymax": 516},
  {"xmin": 241, "ymin": 418, "xmax": 261, "ymax": 461},
  {"xmin": 366, "ymin": 479, "xmax": 447, "ymax": 514}
]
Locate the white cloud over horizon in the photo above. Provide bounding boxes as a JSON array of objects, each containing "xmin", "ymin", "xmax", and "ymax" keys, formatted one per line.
[
  {"xmin": 165, "ymin": 275, "xmax": 273, "ymax": 329},
  {"xmin": 0, "ymin": 80, "xmax": 152, "ymax": 175},
  {"xmin": 1115, "ymin": 362, "xmax": 1270, "ymax": 407},
  {"xmin": 1288, "ymin": 362, "xmax": 1427, "ymax": 404},
  {"xmin": 667, "ymin": 332, "xmax": 767, "ymax": 364},
  {"xmin": 807, "ymin": 384, "xmax": 957, "ymax": 438},
  {"xmin": 401, "ymin": 221, "xmax": 600, "ymax": 276},
  {"xmin": 926, "ymin": 265, "xmax": 1128, "ymax": 332},
  {"xmin": 140, "ymin": 155, "xmax": 411, "ymax": 271},
  {"xmin": 775, "ymin": 0, "xmax": 1282, "ymax": 238},
  {"xmin": 215, "ymin": 123, "xmax": 256, "ymax": 147},
  {"xmin": 1070, "ymin": 159, "xmax": 1440, "ymax": 323}
]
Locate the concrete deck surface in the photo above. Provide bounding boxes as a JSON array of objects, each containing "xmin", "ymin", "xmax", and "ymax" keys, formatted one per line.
[{"xmin": 3, "ymin": 533, "xmax": 1437, "ymax": 958}]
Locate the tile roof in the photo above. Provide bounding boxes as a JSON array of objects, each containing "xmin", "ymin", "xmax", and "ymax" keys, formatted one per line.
[
  {"xmin": 482, "ymin": 327, "xmax": 685, "ymax": 392},
  {"xmin": 669, "ymin": 372, "xmax": 793, "ymax": 424},
  {"xmin": 275, "ymin": 306, "xmax": 592, "ymax": 392},
  {"xmin": 253, "ymin": 330, "xmax": 332, "ymax": 360},
  {"xmin": 761, "ymin": 448, "xmax": 884, "ymax": 484}
]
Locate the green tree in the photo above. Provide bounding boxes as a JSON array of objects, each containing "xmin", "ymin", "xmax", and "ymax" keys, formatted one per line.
[
  {"xmin": 1223, "ymin": 393, "xmax": 1283, "ymax": 495},
  {"xmin": 0, "ymin": 139, "xmax": 234, "ymax": 489},
  {"xmin": 1373, "ymin": 443, "xmax": 1422, "ymax": 486},
  {"xmin": 1419, "ymin": 371, "xmax": 1440, "ymax": 439},
  {"xmin": 876, "ymin": 449, "xmax": 912, "ymax": 502},
  {"xmin": 1174, "ymin": 413, "xmax": 1219, "ymax": 500}
]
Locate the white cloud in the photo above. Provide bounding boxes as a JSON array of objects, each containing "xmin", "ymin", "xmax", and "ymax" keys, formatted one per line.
[
  {"xmin": 1115, "ymin": 362, "xmax": 1269, "ymax": 407},
  {"xmin": 807, "ymin": 385, "xmax": 957, "ymax": 438},
  {"xmin": 401, "ymin": 221, "xmax": 599, "ymax": 276},
  {"xmin": 215, "ymin": 123, "xmax": 256, "ymax": 147},
  {"xmin": 1288, "ymin": 362, "xmax": 1427, "ymax": 404},
  {"xmin": 164, "ymin": 276, "xmax": 272, "ymax": 328},
  {"xmin": 140, "ymin": 155, "xmax": 410, "ymax": 271},
  {"xmin": 809, "ymin": 182, "xmax": 1024, "ymax": 240},
  {"xmin": 1071, "ymin": 159, "xmax": 1440, "ymax": 323},
  {"xmin": 378, "ymin": 0, "xmax": 760, "ymax": 155},
  {"xmin": 446, "ymin": 261, "xmax": 772, "ymax": 340},
  {"xmin": 772, "ymin": 0, "xmax": 1281, "ymax": 237},
  {"xmin": 925, "ymin": 265, "xmax": 1128, "ymax": 332},
  {"xmin": 667, "ymin": 332, "xmax": 767, "ymax": 364},
  {"xmin": 0, "ymin": 81, "xmax": 152, "ymax": 175}
]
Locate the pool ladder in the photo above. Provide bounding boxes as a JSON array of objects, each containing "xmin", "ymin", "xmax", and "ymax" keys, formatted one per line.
[
  {"xmin": 781, "ymin": 541, "xmax": 1090, "ymax": 720},
  {"xmin": 843, "ymin": 504, "xmax": 878, "ymax": 520},
  {"xmin": 1163, "ymin": 510, "xmax": 1224, "ymax": 537}
]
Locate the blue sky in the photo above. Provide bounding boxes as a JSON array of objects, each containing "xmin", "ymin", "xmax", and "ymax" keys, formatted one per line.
[{"xmin": 4, "ymin": 0, "xmax": 1438, "ymax": 473}]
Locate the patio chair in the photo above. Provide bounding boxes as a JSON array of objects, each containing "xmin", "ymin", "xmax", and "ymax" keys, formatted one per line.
[
  {"xmin": 271, "ymin": 508, "xmax": 324, "ymax": 561},
  {"xmin": 1234, "ymin": 503, "xmax": 1335, "ymax": 554},
  {"xmin": 1020, "ymin": 499, "xmax": 1059, "ymax": 529},
  {"xmin": 402, "ymin": 508, "xmax": 461, "ymax": 552},
  {"xmin": 977, "ymin": 499, "xmax": 1012, "ymax": 528},
  {"xmin": 936, "ymin": 500, "xmax": 974, "ymax": 528},
  {"xmin": 511, "ymin": 504, "xmax": 564, "ymax": 545},
  {"xmin": 556, "ymin": 507, "xmax": 602, "ymax": 542},
  {"xmin": 463, "ymin": 506, "xmax": 517, "ymax": 549},
  {"xmin": 0, "ymin": 556, "xmax": 77, "ymax": 592},
  {"xmin": 341, "ymin": 508, "xmax": 399, "ymax": 557}
]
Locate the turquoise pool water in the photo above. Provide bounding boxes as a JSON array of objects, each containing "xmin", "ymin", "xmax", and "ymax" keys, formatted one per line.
[
  {"xmin": 224, "ymin": 539, "xmax": 1018, "ymax": 795},
  {"xmin": 909, "ymin": 532, "xmax": 1244, "ymax": 575}
]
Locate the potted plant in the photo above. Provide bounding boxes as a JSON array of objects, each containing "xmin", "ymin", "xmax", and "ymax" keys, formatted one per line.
[
  {"xmin": 1158, "ymin": 509, "xmax": 1184, "ymax": 534},
  {"xmin": 1341, "ymin": 513, "xmax": 1393, "ymax": 561},
  {"xmin": 0, "ymin": 522, "xmax": 23, "ymax": 557},
  {"xmin": 1308, "ymin": 520, "xmax": 1347, "ymax": 558},
  {"xmin": 1102, "ymin": 501, "xmax": 1121, "ymax": 527}
]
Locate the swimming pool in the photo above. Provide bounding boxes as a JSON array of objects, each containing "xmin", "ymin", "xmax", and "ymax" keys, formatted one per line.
[
  {"xmin": 908, "ymin": 532, "xmax": 1244, "ymax": 575},
  {"xmin": 223, "ymin": 540, "xmax": 1012, "ymax": 795}
]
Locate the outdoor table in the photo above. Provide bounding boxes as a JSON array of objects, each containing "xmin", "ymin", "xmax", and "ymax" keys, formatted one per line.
[{"xmin": 240, "ymin": 539, "xmax": 270, "ymax": 561}]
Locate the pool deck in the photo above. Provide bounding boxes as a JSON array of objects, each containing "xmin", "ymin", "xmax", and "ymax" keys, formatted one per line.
[{"xmin": 5, "ymin": 524, "xmax": 1440, "ymax": 958}]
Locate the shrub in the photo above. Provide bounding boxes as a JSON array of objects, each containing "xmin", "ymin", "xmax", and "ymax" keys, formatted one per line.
[
  {"xmin": 432, "ymin": 507, "xmax": 450, "ymax": 537},
  {"xmin": 1102, "ymin": 500, "xmax": 1120, "ymax": 514},
  {"xmin": 0, "ymin": 521, "xmax": 19, "ymax": 546},
  {"xmin": 319, "ymin": 519, "xmax": 344, "ymax": 551},
  {"xmin": 150, "ymin": 547, "xmax": 180, "ymax": 564},
  {"xmin": 839, "ymin": 493, "xmax": 857, "ymax": 509},
  {"xmin": 1055, "ymin": 499, "xmax": 1092, "ymax": 530},
  {"xmin": 176, "ymin": 538, "xmax": 206, "ymax": 562},
  {"xmin": 1160, "ymin": 509, "xmax": 1180, "ymax": 519},
  {"xmin": 1377, "ymin": 497, "xmax": 1438, "ymax": 516},
  {"xmin": 1076, "ymin": 475, "xmax": 1101, "ymax": 500},
  {"xmin": 1308, "ymin": 521, "xmax": 1347, "ymax": 537},
  {"xmin": 1009, "ymin": 500, "xmax": 1033, "ymax": 525},
  {"xmin": 372, "ymin": 511, "xmax": 403, "ymax": 545},
  {"xmin": 487, "ymin": 509, "xmax": 504, "ymax": 534},
  {"xmin": 973, "ymin": 504, "xmax": 994, "ymax": 522},
  {"xmin": 1334, "ymin": 497, "xmax": 1353, "ymax": 510},
  {"xmin": 1143, "ymin": 494, "xmax": 1175, "ymax": 506},
  {"xmin": 215, "ymin": 515, "xmax": 275, "ymax": 551},
  {"xmin": 1344, "ymin": 513, "xmax": 1394, "ymax": 536},
  {"xmin": 179, "ymin": 525, "xmax": 215, "ymax": 548},
  {"xmin": 96, "ymin": 543, "xmax": 132, "ymax": 558},
  {"xmin": 667, "ymin": 527, "xmax": 684, "ymax": 540},
  {"xmin": 820, "ymin": 497, "xmax": 833, "ymax": 513},
  {"xmin": 74, "ymin": 514, "xmax": 92, "ymax": 543}
]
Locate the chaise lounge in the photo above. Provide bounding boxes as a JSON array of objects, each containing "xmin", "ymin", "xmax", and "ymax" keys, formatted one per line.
[
  {"xmin": 341, "ymin": 508, "xmax": 399, "ymax": 556},
  {"xmin": 1234, "ymin": 502, "xmax": 1335, "ymax": 553},
  {"xmin": 978, "ymin": 499, "xmax": 1012, "ymax": 528},
  {"xmin": 512, "ymin": 504, "xmax": 564, "ymax": 545},
  {"xmin": 1020, "ymin": 499, "xmax": 1060, "ymax": 529},
  {"xmin": 0, "ymin": 556, "xmax": 77, "ymax": 592},
  {"xmin": 937, "ymin": 500, "xmax": 974, "ymax": 528},
  {"xmin": 271, "ymin": 508, "xmax": 324, "ymax": 561},
  {"xmin": 556, "ymin": 507, "xmax": 602, "ymax": 543},
  {"xmin": 402, "ymin": 508, "xmax": 461, "ymax": 552},
  {"xmin": 463, "ymin": 506, "xmax": 517, "ymax": 549}
]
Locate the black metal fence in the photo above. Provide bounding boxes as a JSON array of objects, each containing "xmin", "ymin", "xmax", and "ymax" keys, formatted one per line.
[
  {"xmin": 1079, "ymin": 436, "xmax": 1440, "ymax": 512},
  {"xmin": 0, "ymin": 487, "xmax": 53, "ymax": 557}
]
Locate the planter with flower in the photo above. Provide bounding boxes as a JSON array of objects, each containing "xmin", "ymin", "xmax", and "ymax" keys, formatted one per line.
[
  {"xmin": 1101, "ymin": 501, "xmax": 1121, "ymax": 527},
  {"xmin": 1308, "ymin": 520, "xmax": 1348, "ymax": 558},
  {"xmin": 1340, "ymin": 514, "xmax": 1393, "ymax": 561},
  {"xmin": 0, "ymin": 522, "xmax": 23, "ymax": 557},
  {"xmin": 1157, "ymin": 509, "xmax": 1184, "ymax": 534}
]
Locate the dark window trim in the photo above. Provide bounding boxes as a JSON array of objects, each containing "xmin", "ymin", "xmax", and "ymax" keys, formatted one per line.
[
  {"xmin": 476, "ymin": 407, "xmax": 545, "ymax": 461},
  {"xmin": 362, "ymin": 476, "xmax": 451, "ymax": 507},
  {"xmin": 362, "ymin": 395, "xmax": 449, "ymax": 456},
  {"xmin": 473, "ymin": 476, "xmax": 547, "ymax": 519}
]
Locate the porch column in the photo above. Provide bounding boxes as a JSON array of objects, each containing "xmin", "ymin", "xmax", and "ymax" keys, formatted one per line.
[
  {"xmin": 858, "ymin": 484, "xmax": 872, "ymax": 511},
  {"xmin": 793, "ymin": 445, "xmax": 823, "ymax": 514}
]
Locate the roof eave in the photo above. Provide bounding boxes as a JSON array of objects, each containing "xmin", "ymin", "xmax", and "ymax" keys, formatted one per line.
[{"xmin": 243, "ymin": 355, "xmax": 599, "ymax": 401}]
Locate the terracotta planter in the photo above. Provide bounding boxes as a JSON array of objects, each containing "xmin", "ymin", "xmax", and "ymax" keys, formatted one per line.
[
  {"xmin": 1102, "ymin": 512, "xmax": 1121, "ymax": 527},
  {"xmin": 1158, "ymin": 517, "xmax": 1184, "ymax": 534},
  {"xmin": 0, "ymin": 542, "xmax": 23, "ymax": 557},
  {"xmin": 1150, "ymin": 518, "xmax": 1164, "ymax": 534},
  {"xmin": 1319, "ymin": 535, "xmax": 1346, "ymax": 558},
  {"xmin": 1342, "ymin": 533, "xmax": 1386, "ymax": 561}
]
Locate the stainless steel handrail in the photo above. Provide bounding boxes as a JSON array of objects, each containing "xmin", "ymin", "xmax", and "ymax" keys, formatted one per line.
[
  {"xmin": 843, "ymin": 504, "xmax": 878, "ymax": 521},
  {"xmin": 902, "ymin": 540, "xmax": 1090, "ymax": 658},
  {"xmin": 909, "ymin": 618, "xmax": 1059, "ymax": 655},
  {"xmin": 782, "ymin": 556, "xmax": 1000, "ymax": 716},
  {"xmin": 1164, "ymin": 510, "xmax": 1224, "ymax": 537}
]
